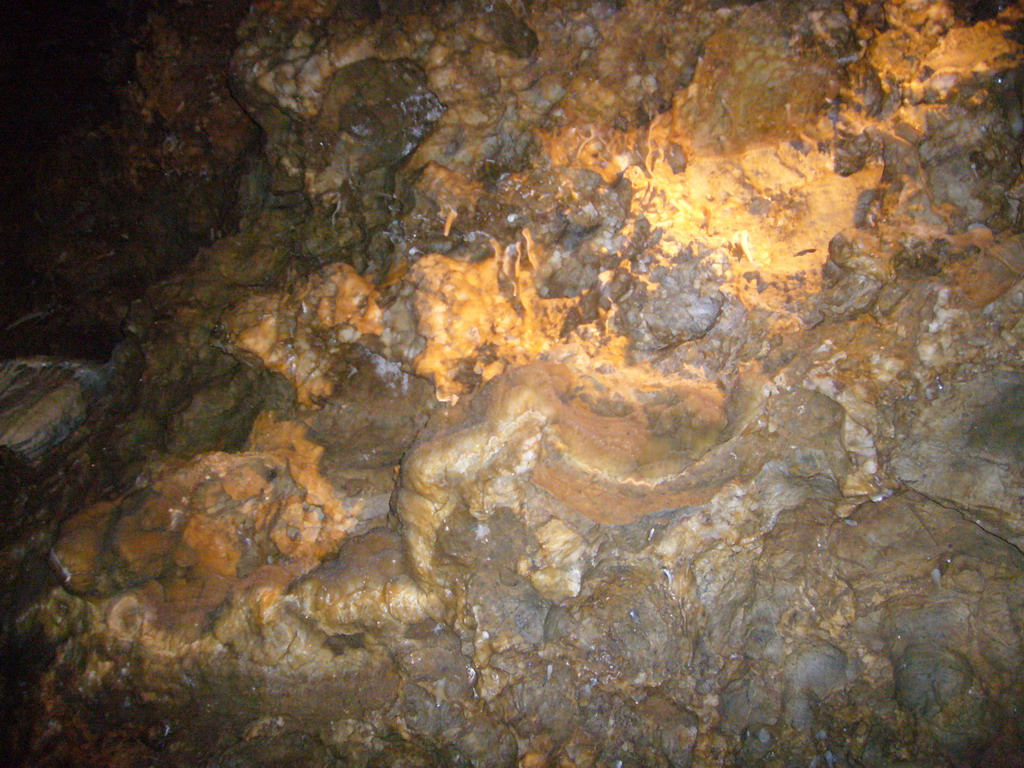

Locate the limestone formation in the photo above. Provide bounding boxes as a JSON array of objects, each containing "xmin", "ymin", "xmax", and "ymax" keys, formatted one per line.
[{"xmin": 3, "ymin": 1, "xmax": 1024, "ymax": 766}]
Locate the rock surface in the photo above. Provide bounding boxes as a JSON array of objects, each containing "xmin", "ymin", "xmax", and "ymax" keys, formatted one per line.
[{"xmin": 3, "ymin": 1, "xmax": 1024, "ymax": 767}]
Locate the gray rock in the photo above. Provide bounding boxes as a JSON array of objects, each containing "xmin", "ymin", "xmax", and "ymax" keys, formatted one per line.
[{"xmin": 0, "ymin": 356, "xmax": 109, "ymax": 461}]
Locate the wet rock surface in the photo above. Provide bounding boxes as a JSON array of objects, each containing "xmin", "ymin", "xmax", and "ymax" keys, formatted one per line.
[
  {"xmin": 1, "ymin": 0, "xmax": 257, "ymax": 360},
  {"xmin": 3, "ymin": 1, "xmax": 1024, "ymax": 766}
]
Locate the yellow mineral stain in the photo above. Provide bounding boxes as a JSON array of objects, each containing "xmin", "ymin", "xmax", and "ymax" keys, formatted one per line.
[{"xmin": 249, "ymin": 412, "xmax": 363, "ymax": 562}]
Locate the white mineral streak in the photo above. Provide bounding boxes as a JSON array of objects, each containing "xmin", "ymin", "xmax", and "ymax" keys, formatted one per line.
[
  {"xmin": 916, "ymin": 286, "xmax": 964, "ymax": 370},
  {"xmin": 527, "ymin": 518, "xmax": 587, "ymax": 600},
  {"xmin": 839, "ymin": 414, "xmax": 879, "ymax": 497}
]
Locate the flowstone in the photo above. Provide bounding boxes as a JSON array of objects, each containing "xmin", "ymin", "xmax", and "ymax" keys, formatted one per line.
[{"xmin": 5, "ymin": 1, "xmax": 1024, "ymax": 766}]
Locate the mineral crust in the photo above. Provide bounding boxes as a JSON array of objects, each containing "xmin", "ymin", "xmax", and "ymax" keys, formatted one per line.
[{"xmin": 4, "ymin": 1, "xmax": 1024, "ymax": 767}]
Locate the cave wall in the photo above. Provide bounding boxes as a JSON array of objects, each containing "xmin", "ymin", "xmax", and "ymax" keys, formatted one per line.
[{"xmin": 3, "ymin": 1, "xmax": 1024, "ymax": 767}]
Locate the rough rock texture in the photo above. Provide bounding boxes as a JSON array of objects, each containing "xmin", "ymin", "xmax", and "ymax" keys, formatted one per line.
[{"xmin": 4, "ymin": 1, "xmax": 1024, "ymax": 767}]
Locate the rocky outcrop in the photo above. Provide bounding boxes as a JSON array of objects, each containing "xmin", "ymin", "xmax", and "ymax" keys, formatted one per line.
[{"xmin": 4, "ymin": 1, "xmax": 1024, "ymax": 766}]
